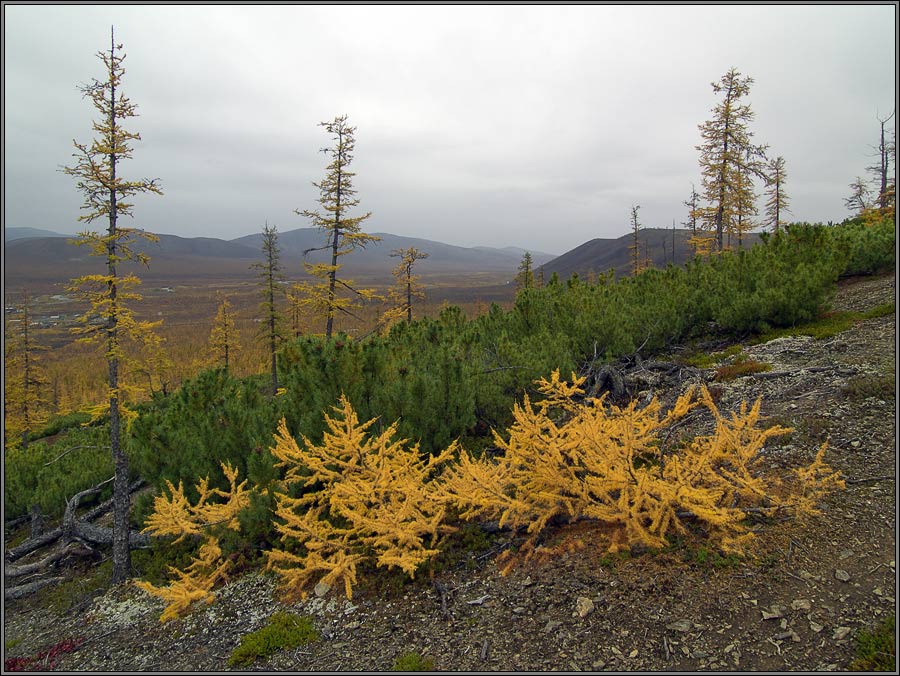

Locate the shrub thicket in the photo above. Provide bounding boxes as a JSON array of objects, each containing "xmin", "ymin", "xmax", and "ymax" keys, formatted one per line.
[{"xmin": 8, "ymin": 219, "xmax": 893, "ymax": 534}]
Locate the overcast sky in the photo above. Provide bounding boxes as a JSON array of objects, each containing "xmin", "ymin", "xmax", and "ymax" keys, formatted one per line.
[{"xmin": 3, "ymin": 4, "xmax": 896, "ymax": 255}]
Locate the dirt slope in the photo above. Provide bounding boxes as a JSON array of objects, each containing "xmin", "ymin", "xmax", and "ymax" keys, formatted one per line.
[{"xmin": 4, "ymin": 273, "xmax": 895, "ymax": 672}]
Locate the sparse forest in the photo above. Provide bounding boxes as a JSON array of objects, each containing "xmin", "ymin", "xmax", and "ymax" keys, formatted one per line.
[{"xmin": 4, "ymin": 41, "xmax": 896, "ymax": 673}]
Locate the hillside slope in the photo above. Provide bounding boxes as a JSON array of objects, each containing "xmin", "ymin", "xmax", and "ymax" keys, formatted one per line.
[
  {"xmin": 4, "ymin": 272, "xmax": 894, "ymax": 672},
  {"xmin": 541, "ymin": 228, "xmax": 763, "ymax": 281}
]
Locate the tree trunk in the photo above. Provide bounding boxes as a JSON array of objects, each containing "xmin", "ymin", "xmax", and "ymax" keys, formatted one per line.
[{"xmin": 30, "ymin": 503, "xmax": 43, "ymax": 540}]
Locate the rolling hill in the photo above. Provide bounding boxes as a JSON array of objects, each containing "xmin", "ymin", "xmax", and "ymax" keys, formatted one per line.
[
  {"xmin": 4, "ymin": 227, "xmax": 68, "ymax": 241},
  {"xmin": 3, "ymin": 228, "xmax": 555, "ymax": 290},
  {"xmin": 3, "ymin": 225, "xmax": 768, "ymax": 293},
  {"xmin": 539, "ymin": 228, "xmax": 763, "ymax": 281}
]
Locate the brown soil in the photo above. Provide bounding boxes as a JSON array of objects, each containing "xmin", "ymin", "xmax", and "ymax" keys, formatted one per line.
[{"xmin": 4, "ymin": 272, "xmax": 895, "ymax": 672}]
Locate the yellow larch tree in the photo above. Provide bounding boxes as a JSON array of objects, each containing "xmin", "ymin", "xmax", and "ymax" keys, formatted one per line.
[
  {"xmin": 696, "ymin": 67, "xmax": 768, "ymax": 251},
  {"xmin": 63, "ymin": 26, "xmax": 163, "ymax": 584},
  {"xmin": 295, "ymin": 115, "xmax": 380, "ymax": 338},
  {"xmin": 3, "ymin": 290, "xmax": 50, "ymax": 450},
  {"xmin": 763, "ymin": 155, "xmax": 791, "ymax": 233},
  {"xmin": 385, "ymin": 246, "xmax": 430, "ymax": 326},
  {"xmin": 265, "ymin": 397, "xmax": 455, "ymax": 601},
  {"xmin": 207, "ymin": 295, "xmax": 241, "ymax": 371},
  {"xmin": 136, "ymin": 462, "xmax": 250, "ymax": 622},
  {"xmin": 436, "ymin": 370, "xmax": 844, "ymax": 565}
]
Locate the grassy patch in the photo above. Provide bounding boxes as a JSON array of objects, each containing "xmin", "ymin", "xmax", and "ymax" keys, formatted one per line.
[
  {"xmin": 691, "ymin": 545, "xmax": 742, "ymax": 569},
  {"xmin": 391, "ymin": 650, "xmax": 436, "ymax": 671},
  {"xmin": 656, "ymin": 535, "xmax": 743, "ymax": 569},
  {"xmin": 842, "ymin": 373, "xmax": 896, "ymax": 400},
  {"xmin": 755, "ymin": 302, "xmax": 894, "ymax": 344},
  {"xmin": 755, "ymin": 311, "xmax": 858, "ymax": 342},
  {"xmin": 851, "ymin": 614, "xmax": 895, "ymax": 671},
  {"xmin": 862, "ymin": 301, "xmax": 895, "ymax": 319},
  {"xmin": 228, "ymin": 612, "xmax": 318, "ymax": 667},
  {"xmin": 598, "ymin": 550, "xmax": 632, "ymax": 569},
  {"xmin": 681, "ymin": 344, "xmax": 743, "ymax": 368},
  {"xmin": 714, "ymin": 354, "xmax": 772, "ymax": 381}
]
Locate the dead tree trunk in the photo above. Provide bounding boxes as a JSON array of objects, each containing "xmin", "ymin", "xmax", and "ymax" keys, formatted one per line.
[{"xmin": 5, "ymin": 478, "xmax": 147, "ymax": 563}]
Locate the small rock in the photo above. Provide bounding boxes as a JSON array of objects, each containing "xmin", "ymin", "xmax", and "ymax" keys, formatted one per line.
[
  {"xmin": 591, "ymin": 660, "xmax": 606, "ymax": 669},
  {"xmin": 850, "ymin": 440, "xmax": 860, "ymax": 448},
  {"xmin": 791, "ymin": 599, "xmax": 812, "ymax": 612},
  {"xmin": 512, "ymin": 606, "xmax": 526, "ymax": 614},
  {"xmin": 629, "ymin": 649, "xmax": 638, "ymax": 658},
  {"xmin": 314, "ymin": 582, "xmax": 331, "ymax": 597},
  {"xmin": 610, "ymin": 646, "xmax": 622, "ymax": 656},
  {"xmin": 575, "ymin": 597, "xmax": 595, "ymax": 618},
  {"xmin": 543, "ymin": 620, "xmax": 562, "ymax": 633},
  {"xmin": 693, "ymin": 650, "xmax": 709, "ymax": 659},
  {"xmin": 345, "ymin": 621, "xmax": 359, "ymax": 630},
  {"xmin": 873, "ymin": 587, "xmax": 884, "ymax": 596},
  {"xmin": 466, "ymin": 594, "xmax": 490, "ymax": 605},
  {"xmin": 832, "ymin": 626, "xmax": 852, "ymax": 641},
  {"xmin": 834, "ymin": 569, "xmax": 851, "ymax": 582},
  {"xmin": 522, "ymin": 576, "xmax": 534, "ymax": 587},
  {"xmin": 809, "ymin": 621, "xmax": 824, "ymax": 633},
  {"xmin": 666, "ymin": 619, "xmax": 693, "ymax": 633},
  {"xmin": 761, "ymin": 605, "xmax": 786, "ymax": 620}
]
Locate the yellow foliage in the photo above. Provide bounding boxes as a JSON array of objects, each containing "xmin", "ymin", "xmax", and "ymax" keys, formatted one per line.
[
  {"xmin": 436, "ymin": 369, "xmax": 843, "ymax": 561},
  {"xmin": 137, "ymin": 463, "xmax": 249, "ymax": 621},
  {"xmin": 141, "ymin": 462, "xmax": 250, "ymax": 542},
  {"xmin": 134, "ymin": 537, "xmax": 230, "ymax": 622},
  {"xmin": 266, "ymin": 397, "xmax": 454, "ymax": 600}
]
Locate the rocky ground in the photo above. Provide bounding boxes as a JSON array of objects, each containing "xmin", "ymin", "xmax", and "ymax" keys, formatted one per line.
[{"xmin": 4, "ymin": 272, "xmax": 896, "ymax": 672}]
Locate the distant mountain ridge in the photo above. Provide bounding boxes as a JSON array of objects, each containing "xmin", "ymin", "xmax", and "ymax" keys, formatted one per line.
[
  {"xmin": 5, "ymin": 227, "xmax": 68, "ymax": 241},
  {"xmin": 3, "ymin": 227, "xmax": 556, "ymax": 289},
  {"xmin": 230, "ymin": 229, "xmax": 555, "ymax": 275},
  {"xmin": 4, "ymin": 225, "xmax": 767, "ymax": 291}
]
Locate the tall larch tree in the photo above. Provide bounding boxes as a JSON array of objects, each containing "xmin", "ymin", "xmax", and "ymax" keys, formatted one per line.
[
  {"xmin": 63, "ymin": 26, "xmax": 162, "ymax": 584},
  {"xmin": 208, "ymin": 295, "xmax": 241, "ymax": 372},
  {"xmin": 684, "ymin": 183, "xmax": 714, "ymax": 257},
  {"xmin": 296, "ymin": 115, "xmax": 380, "ymax": 339},
  {"xmin": 515, "ymin": 251, "xmax": 535, "ymax": 293},
  {"xmin": 696, "ymin": 67, "xmax": 768, "ymax": 251},
  {"xmin": 4, "ymin": 290, "xmax": 49, "ymax": 450},
  {"xmin": 763, "ymin": 155, "xmax": 791, "ymax": 232},
  {"xmin": 629, "ymin": 205, "xmax": 642, "ymax": 275},
  {"xmin": 390, "ymin": 247, "xmax": 430, "ymax": 323},
  {"xmin": 252, "ymin": 223, "xmax": 285, "ymax": 394},
  {"xmin": 731, "ymin": 149, "xmax": 759, "ymax": 248}
]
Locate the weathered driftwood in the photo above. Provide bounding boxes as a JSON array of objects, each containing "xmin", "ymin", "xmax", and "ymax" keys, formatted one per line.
[
  {"xmin": 5, "ymin": 576, "xmax": 66, "ymax": 600},
  {"xmin": 5, "ymin": 478, "xmax": 148, "ymax": 562},
  {"xmin": 5, "ymin": 542, "xmax": 95, "ymax": 579}
]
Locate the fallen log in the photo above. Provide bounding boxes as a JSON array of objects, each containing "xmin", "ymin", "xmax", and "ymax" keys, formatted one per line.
[
  {"xmin": 5, "ymin": 478, "xmax": 148, "ymax": 562},
  {"xmin": 5, "ymin": 576, "xmax": 66, "ymax": 601},
  {"xmin": 5, "ymin": 542, "xmax": 95, "ymax": 579}
]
